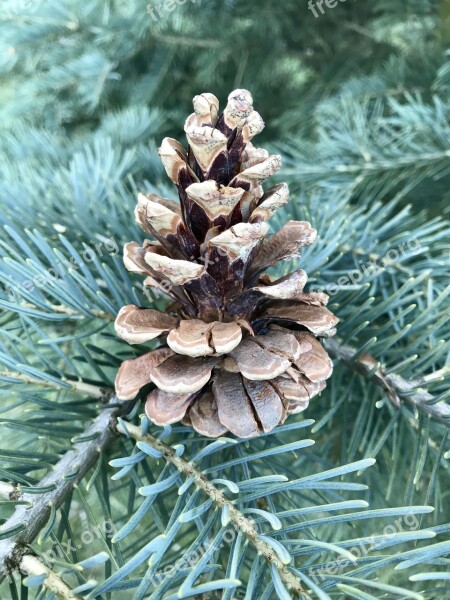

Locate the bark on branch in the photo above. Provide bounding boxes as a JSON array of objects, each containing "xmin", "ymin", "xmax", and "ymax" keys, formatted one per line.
[
  {"xmin": 0, "ymin": 394, "xmax": 127, "ymax": 577},
  {"xmin": 326, "ymin": 339, "xmax": 450, "ymax": 427}
]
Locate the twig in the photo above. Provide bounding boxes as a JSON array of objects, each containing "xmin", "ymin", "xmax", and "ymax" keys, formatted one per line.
[
  {"xmin": 20, "ymin": 554, "xmax": 83, "ymax": 600},
  {"xmin": 151, "ymin": 33, "xmax": 221, "ymax": 48},
  {"xmin": 326, "ymin": 339, "xmax": 450, "ymax": 427},
  {"xmin": 0, "ymin": 371, "xmax": 109, "ymax": 400},
  {"xmin": 0, "ymin": 394, "xmax": 127, "ymax": 577},
  {"xmin": 342, "ymin": 21, "xmax": 380, "ymax": 41},
  {"xmin": 117, "ymin": 421, "xmax": 311, "ymax": 600},
  {"xmin": 19, "ymin": 302, "xmax": 114, "ymax": 321}
]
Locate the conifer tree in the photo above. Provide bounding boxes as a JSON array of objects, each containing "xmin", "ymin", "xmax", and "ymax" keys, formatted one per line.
[{"xmin": 0, "ymin": 1, "xmax": 449, "ymax": 599}]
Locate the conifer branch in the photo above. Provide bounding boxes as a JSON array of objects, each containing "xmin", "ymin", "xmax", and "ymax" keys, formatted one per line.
[
  {"xmin": 19, "ymin": 302, "xmax": 114, "ymax": 321},
  {"xmin": 0, "ymin": 371, "xmax": 109, "ymax": 400},
  {"xmin": 20, "ymin": 554, "xmax": 83, "ymax": 600},
  {"xmin": 117, "ymin": 421, "xmax": 311, "ymax": 599},
  {"xmin": 0, "ymin": 394, "xmax": 126, "ymax": 577},
  {"xmin": 152, "ymin": 33, "xmax": 221, "ymax": 48},
  {"xmin": 326, "ymin": 339, "xmax": 450, "ymax": 427}
]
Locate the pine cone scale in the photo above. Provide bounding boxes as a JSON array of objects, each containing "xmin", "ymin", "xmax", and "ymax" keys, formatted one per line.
[
  {"xmin": 188, "ymin": 390, "xmax": 227, "ymax": 438},
  {"xmin": 150, "ymin": 355, "xmax": 220, "ymax": 395},
  {"xmin": 230, "ymin": 339, "xmax": 291, "ymax": 381},
  {"xmin": 213, "ymin": 370, "xmax": 260, "ymax": 439},
  {"xmin": 145, "ymin": 389, "xmax": 196, "ymax": 426},
  {"xmin": 243, "ymin": 378, "xmax": 286, "ymax": 434}
]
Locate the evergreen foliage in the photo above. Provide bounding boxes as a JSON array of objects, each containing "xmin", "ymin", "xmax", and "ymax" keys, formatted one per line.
[{"xmin": 0, "ymin": 0, "xmax": 449, "ymax": 598}]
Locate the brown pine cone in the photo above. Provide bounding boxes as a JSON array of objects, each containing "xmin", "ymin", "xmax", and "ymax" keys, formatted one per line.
[{"xmin": 115, "ymin": 89, "xmax": 338, "ymax": 438}]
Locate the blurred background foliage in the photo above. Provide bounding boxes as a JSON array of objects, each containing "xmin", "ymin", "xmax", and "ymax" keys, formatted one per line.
[{"xmin": 1, "ymin": 0, "xmax": 450, "ymax": 213}]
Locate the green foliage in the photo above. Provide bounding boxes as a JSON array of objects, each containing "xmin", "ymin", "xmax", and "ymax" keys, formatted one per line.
[{"xmin": 0, "ymin": 0, "xmax": 449, "ymax": 598}]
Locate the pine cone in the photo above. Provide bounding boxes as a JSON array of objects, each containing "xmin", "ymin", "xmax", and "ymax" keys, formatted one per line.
[{"xmin": 115, "ymin": 89, "xmax": 338, "ymax": 438}]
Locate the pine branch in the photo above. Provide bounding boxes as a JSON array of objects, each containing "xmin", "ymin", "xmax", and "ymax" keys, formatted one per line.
[
  {"xmin": 19, "ymin": 302, "xmax": 114, "ymax": 322},
  {"xmin": 117, "ymin": 421, "xmax": 311, "ymax": 600},
  {"xmin": 0, "ymin": 393, "xmax": 126, "ymax": 577},
  {"xmin": 0, "ymin": 371, "xmax": 109, "ymax": 400},
  {"xmin": 326, "ymin": 338, "xmax": 450, "ymax": 427},
  {"xmin": 152, "ymin": 33, "xmax": 221, "ymax": 49},
  {"xmin": 20, "ymin": 555, "xmax": 83, "ymax": 600}
]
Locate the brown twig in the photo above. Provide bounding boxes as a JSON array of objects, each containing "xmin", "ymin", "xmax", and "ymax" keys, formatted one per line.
[
  {"xmin": 117, "ymin": 421, "xmax": 311, "ymax": 600},
  {"xmin": 0, "ymin": 394, "xmax": 127, "ymax": 577},
  {"xmin": 326, "ymin": 338, "xmax": 450, "ymax": 427}
]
